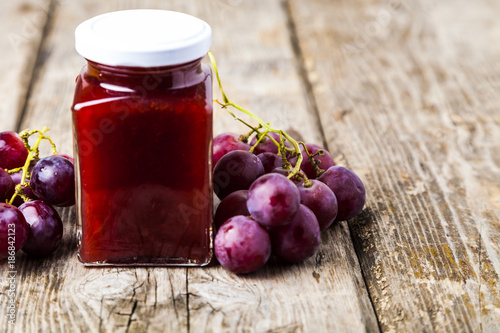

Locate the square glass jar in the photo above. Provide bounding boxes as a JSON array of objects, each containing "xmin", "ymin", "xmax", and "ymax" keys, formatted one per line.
[{"xmin": 72, "ymin": 10, "xmax": 213, "ymax": 266}]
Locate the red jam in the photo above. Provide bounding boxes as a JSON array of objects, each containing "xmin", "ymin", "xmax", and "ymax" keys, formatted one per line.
[{"xmin": 72, "ymin": 59, "xmax": 213, "ymax": 265}]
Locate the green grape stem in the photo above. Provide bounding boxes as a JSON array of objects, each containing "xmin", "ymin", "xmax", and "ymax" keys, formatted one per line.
[
  {"xmin": 299, "ymin": 142, "xmax": 327, "ymax": 179},
  {"xmin": 240, "ymin": 125, "xmax": 262, "ymax": 143},
  {"xmin": 249, "ymin": 129, "xmax": 269, "ymax": 154},
  {"xmin": 7, "ymin": 127, "xmax": 57, "ymax": 205},
  {"xmin": 208, "ymin": 51, "xmax": 307, "ymax": 181}
]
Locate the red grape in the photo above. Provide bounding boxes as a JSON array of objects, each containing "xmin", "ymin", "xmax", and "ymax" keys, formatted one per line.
[
  {"xmin": 213, "ymin": 132, "xmax": 250, "ymax": 168},
  {"xmin": 318, "ymin": 166, "xmax": 365, "ymax": 221},
  {"xmin": 247, "ymin": 173, "xmax": 300, "ymax": 227},
  {"xmin": 213, "ymin": 190, "xmax": 249, "ymax": 230},
  {"xmin": 0, "ymin": 203, "xmax": 30, "ymax": 259},
  {"xmin": 19, "ymin": 200, "xmax": 63, "ymax": 256},
  {"xmin": 292, "ymin": 143, "xmax": 335, "ymax": 179},
  {"xmin": 214, "ymin": 215, "xmax": 271, "ymax": 274},
  {"xmin": 213, "ymin": 150, "xmax": 264, "ymax": 200},
  {"xmin": 257, "ymin": 152, "xmax": 282, "ymax": 173},
  {"xmin": 270, "ymin": 204, "xmax": 320, "ymax": 263},
  {"xmin": 298, "ymin": 180, "xmax": 338, "ymax": 230},
  {"xmin": 0, "ymin": 168, "xmax": 14, "ymax": 202},
  {"xmin": 31, "ymin": 156, "xmax": 75, "ymax": 207},
  {"xmin": 0, "ymin": 131, "xmax": 29, "ymax": 170}
]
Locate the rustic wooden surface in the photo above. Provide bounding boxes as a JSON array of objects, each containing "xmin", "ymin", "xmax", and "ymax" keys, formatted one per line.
[{"xmin": 0, "ymin": 0, "xmax": 499, "ymax": 332}]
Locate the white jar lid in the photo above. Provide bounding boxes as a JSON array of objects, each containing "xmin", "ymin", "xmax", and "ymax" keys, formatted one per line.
[{"xmin": 75, "ymin": 9, "xmax": 212, "ymax": 67}]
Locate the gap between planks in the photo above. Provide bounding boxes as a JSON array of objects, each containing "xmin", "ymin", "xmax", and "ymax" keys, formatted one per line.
[
  {"xmin": 186, "ymin": 268, "xmax": 190, "ymax": 333},
  {"xmin": 282, "ymin": 0, "xmax": 328, "ymax": 150}
]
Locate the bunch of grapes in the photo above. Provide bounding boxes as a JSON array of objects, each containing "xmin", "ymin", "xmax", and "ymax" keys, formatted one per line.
[
  {"xmin": 208, "ymin": 52, "xmax": 366, "ymax": 274},
  {"xmin": 0, "ymin": 128, "xmax": 75, "ymax": 260},
  {"xmin": 212, "ymin": 131, "xmax": 365, "ymax": 274}
]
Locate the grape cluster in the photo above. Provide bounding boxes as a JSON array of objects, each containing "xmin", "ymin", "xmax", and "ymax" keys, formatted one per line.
[
  {"xmin": 212, "ymin": 131, "xmax": 366, "ymax": 274},
  {"xmin": 0, "ymin": 129, "xmax": 75, "ymax": 260}
]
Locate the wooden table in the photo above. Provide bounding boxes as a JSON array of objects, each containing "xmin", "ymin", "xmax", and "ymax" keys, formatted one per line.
[{"xmin": 1, "ymin": 0, "xmax": 499, "ymax": 332}]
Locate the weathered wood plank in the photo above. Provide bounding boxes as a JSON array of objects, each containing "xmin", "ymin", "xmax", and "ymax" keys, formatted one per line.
[
  {"xmin": 289, "ymin": 0, "xmax": 500, "ymax": 331},
  {"xmin": 0, "ymin": 0, "xmax": 52, "ymax": 131}
]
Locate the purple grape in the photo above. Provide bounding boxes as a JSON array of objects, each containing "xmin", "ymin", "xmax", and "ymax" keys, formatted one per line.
[
  {"xmin": 250, "ymin": 132, "xmax": 290, "ymax": 155},
  {"xmin": 214, "ymin": 215, "xmax": 271, "ymax": 274},
  {"xmin": 213, "ymin": 150, "xmax": 264, "ymax": 200},
  {"xmin": 292, "ymin": 143, "xmax": 335, "ymax": 179},
  {"xmin": 0, "ymin": 203, "xmax": 30, "ymax": 259},
  {"xmin": 247, "ymin": 173, "xmax": 300, "ymax": 227},
  {"xmin": 298, "ymin": 180, "xmax": 338, "ymax": 230},
  {"xmin": 0, "ymin": 132, "xmax": 29, "ymax": 170},
  {"xmin": 0, "ymin": 168, "xmax": 14, "ymax": 202},
  {"xmin": 31, "ymin": 156, "xmax": 75, "ymax": 207},
  {"xmin": 270, "ymin": 204, "xmax": 320, "ymax": 263},
  {"xmin": 214, "ymin": 190, "xmax": 250, "ymax": 230},
  {"xmin": 318, "ymin": 166, "xmax": 365, "ymax": 221},
  {"xmin": 257, "ymin": 152, "xmax": 282, "ymax": 173},
  {"xmin": 213, "ymin": 132, "xmax": 250, "ymax": 169},
  {"xmin": 19, "ymin": 200, "xmax": 63, "ymax": 256}
]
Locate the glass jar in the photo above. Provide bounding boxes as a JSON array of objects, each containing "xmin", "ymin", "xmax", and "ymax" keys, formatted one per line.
[{"xmin": 72, "ymin": 10, "xmax": 213, "ymax": 266}]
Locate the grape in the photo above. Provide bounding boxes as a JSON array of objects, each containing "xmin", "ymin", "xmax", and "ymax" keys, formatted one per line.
[
  {"xmin": 213, "ymin": 132, "xmax": 250, "ymax": 168},
  {"xmin": 0, "ymin": 131, "xmax": 29, "ymax": 170},
  {"xmin": 270, "ymin": 204, "xmax": 320, "ymax": 263},
  {"xmin": 214, "ymin": 215, "xmax": 271, "ymax": 274},
  {"xmin": 247, "ymin": 173, "xmax": 300, "ymax": 227},
  {"xmin": 250, "ymin": 132, "xmax": 290, "ymax": 155},
  {"xmin": 257, "ymin": 152, "xmax": 282, "ymax": 173},
  {"xmin": 19, "ymin": 200, "xmax": 63, "ymax": 256},
  {"xmin": 298, "ymin": 180, "xmax": 338, "ymax": 230},
  {"xmin": 213, "ymin": 150, "xmax": 264, "ymax": 200},
  {"xmin": 0, "ymin": 203, "xmax": 30, "ymax": 259},
  {"xmin": 213, "ymin": 190, "xmax": 249, "ymax": 230},
  {"xmin": 0, "ymin": 168, "xmax": 14, "ymax": 202},
  {"xmin": 292, "ymin": 143, "xmax": 335, "ymax": 179},
  {"xmin": 318, "ymin": 166, "xmax": 365, "ymax": 221},
  {"xmin": 31, "ymin": 156, "xmax": 75, "ymax": 207}
]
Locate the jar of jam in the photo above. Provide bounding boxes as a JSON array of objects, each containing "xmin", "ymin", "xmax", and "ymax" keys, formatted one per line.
[{"xmin": 72, "ymin": 10, "xmax": 213, "ymax": 266}]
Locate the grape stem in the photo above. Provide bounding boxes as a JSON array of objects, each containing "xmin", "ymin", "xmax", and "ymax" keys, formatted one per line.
[
  {"xmin": 7, "ymin": 127, "xmax": 57, "ymax": 205},
  {"xmin": 299, "ymin": 142, "xmax": 327, "ymax": 178},
  {"xmin": 208, "ymin": 51, "xmax": 307, "ymax": 182},
  {"xmin": 240, "ymin": 125, "xmax": 262, "ymax": 144}
]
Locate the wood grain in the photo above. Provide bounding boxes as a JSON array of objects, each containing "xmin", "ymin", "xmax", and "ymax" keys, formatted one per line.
[
  {"xmin": 0, "ymin": 0, "xmax": 52, "ymax": 131},
  {"xmin": 289, "ymin": 0, "xmax": 500, "ymax": 331},
  {"xmin": 1, "ymin": 0, "xmax": 378, "ymax": 332}
]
